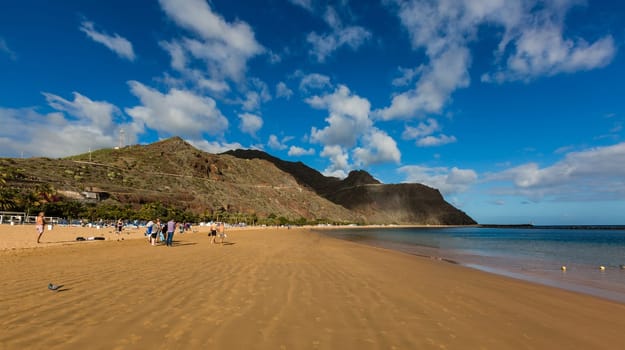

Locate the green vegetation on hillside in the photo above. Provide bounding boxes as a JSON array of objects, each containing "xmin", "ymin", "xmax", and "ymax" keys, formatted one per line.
[{"xmin": 0, "ymin": 137, "xmax": 475, "ymax": 225}]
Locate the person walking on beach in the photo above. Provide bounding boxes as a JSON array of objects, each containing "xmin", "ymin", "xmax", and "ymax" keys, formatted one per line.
[
  {"xmin": 152, "ymin": 218, "xmax": 162, "ymax": 245},
  {"xmin": 146, "ymin": 219, "xmax": 154, "ymax": 238},
  {"xmin": 116, "ymin": 219, "xmax": 123, "ymax": 235},
  {"xmin": 217, "ymin": 222, "xmax": 226, "ymax": 244},
  {"xmin": 209, "ymin": 222, "xmax": 217, "ymax": 244},
  {"xmin": 148, "ymin": 219, "xmax": 159, "ymax": 246},
  {"xmin": 166, "ymin": 218, "xmax": 176, "ymax": 247},
  {"xmin": 36, "ymin": 212, "xmax": 46, "ymax": 243}
]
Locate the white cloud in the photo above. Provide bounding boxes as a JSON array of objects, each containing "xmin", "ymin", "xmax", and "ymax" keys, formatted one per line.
[
  {"xmin": 377, "ymin": 45, "xmax": 470, "ymax": 120},
  {"xmin": 238, "ymin": 112, "xmax": 263, "ymax": 136},
  {"xmin": 0, "ymin": 37, "xmax": 17, "ymax": 60},
  {"xmin": 267, "ymin": 134, "xmax": 295, "ymax": 151},
  {"xmin": 43, "ymin": 92, "xmax": 121, "ymax": 130},
  {"xmin": 306, "ymin": 84, "xmax": 403, "ymax": 173},
  {"xmin": 158, "ymin": 1, "xmax": 271, "ymax": 112},
  {"xmin": 125, "ymin": 80, "xmax": 228, "ymax": 138},
  {"xmin": 483, "ymin": 26, "xmax": 615, "ymax": 82},
  {"xmin": 308, "ymin": 85, "xmax": 372, "ymax": 147},
  {"xmin": 288, "ymin": 145, "xmax": 315, "ymax": 156},
  {"xmin": 179, "ymin": 37, "xmax": 248, "ymax": 83},
  {"xmin": 379, "ymin": 0, "xmax": 615, "ymax": 120},
  {"xmin": 392, "ymin": 66, "xmax": 422, "ymax": 87},
  {"xmin": 353, "ymin": 129, "xmax": 401, "ymax": 166},
  {"xmin": 416, "ymin": 134, "xmax": 457, "ymax": 147},
  {"xmin": 307, "ymin": 27, "xmax": 371, "ymax": 63},
  {"xmin": 159, "ymin": 0, "xmax": 262, "ymax": 54},
  {"xmin": 402, "ymin": 118, "xmax": 439, "ymax": 139},
  {"xmin": 241, "ymin": 92, "xmax": 262, "ymax": 112},
  {"xmin": 158, "ymin": 0, "xmax": 264, "ymax": 83},
  {"xmin": 0, "ymin": 87, "xmax": 234, "ymax": 159},
  {"xmin": 320, "ymin": 145, "xmax": 349, "ymax": 178},
  {"xmin": 159, "ymin": 41, "xmax": 227, "ymax": 94},
  {"xmin": 266, "ymin": 49, "xmax": 282, "ymax": 64},
  {"xmin": 267, "ymin": 134, "xmax": 287, "ymax": 150},
  {"xmin": 0, "ymin": 94, "xmax": 128, "ymax": 158},
  {"xmin": 299, "ymin": 73, "xmax": 332, "ymax": 92},
  {"xmin": 240, "ymin": 78, "xmax": 271, "ymax": 111},
  {"xmin": 79, "ymin": 20, "xmax": 136, "ymax": 61},
  {"xmin": 403, "ymin": 117, "xmax": 456, "ymax": 148},
  {"xmin": 307, "ymin": 7, "xmax": 371, "ymax": 62},
  {"xmin": 485, "ymin": 142, "xmax": 625, "ymax": 201},
  {"xmin": 276, "ymin": 82, "xmax": 293, "ymax": 99},
  {"xmin": 399, "ymin": 165, "xmax": 478, "ymax": 195},
  {"xmin": 160, "ymin": 40, "xmax": 187, "ymax": 71},
  {"xmin": 159, "ymin": 52, "xmax": 233, "ymax": 95},
  {"xmin": 197, "ymin": 77, "xmax": 231, "ymax": 94},
  {"xmin": 188, "ymin": 139, "xmax": 243, "ymax": 154},
  {"xmin": 288, "ymin": 0, "xmax": 313, "ymax": 11}
]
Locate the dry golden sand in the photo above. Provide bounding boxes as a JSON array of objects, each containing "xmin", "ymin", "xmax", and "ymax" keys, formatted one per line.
[{"xmin": 1, "ymin": 224, "xmax": 625, "ymax": 349}]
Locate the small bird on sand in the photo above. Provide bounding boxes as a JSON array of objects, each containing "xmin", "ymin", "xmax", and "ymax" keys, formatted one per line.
[{"xmin": 48, "ymin": 283, "xmax": 61, "ymax": 291}]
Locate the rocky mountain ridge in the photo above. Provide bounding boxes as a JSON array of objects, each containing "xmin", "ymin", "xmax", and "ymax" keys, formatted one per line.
[
  {"xmin": 224, "ymin": 149, "xmax": 476, "ymax": 225},
  {"xmin": 0, "ymin": 137, "xmax": 476, "ymax": 225}
]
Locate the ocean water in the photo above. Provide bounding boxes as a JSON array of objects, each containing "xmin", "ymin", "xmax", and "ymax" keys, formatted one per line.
[{"xmin": 318, "ymin": 226, "xmax": 625, "ymax": 304}]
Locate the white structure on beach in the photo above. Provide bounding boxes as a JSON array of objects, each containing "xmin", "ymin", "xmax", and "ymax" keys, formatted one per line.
[{"xmin": 0, "ymin": 211, "xmax": 26, "ymax": 224}]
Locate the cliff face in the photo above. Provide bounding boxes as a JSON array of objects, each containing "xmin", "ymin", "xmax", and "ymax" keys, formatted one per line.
[
  {"xmin": 326, "ymin": 182, "xmax": 475, "ymax": 225},
  {"xmin": 224, "ymin": 150, "xmax": 476, "ymax": 225}
]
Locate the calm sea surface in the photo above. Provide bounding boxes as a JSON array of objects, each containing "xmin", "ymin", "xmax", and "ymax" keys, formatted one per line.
[{"xmin": 318, "ymin": 226, "xmax": 625, "ymax": 304}]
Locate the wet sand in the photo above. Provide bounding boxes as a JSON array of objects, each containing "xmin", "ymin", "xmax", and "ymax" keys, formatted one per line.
[{"xmin": 1, "ymin": 224, "xmax": 625, "ymax": 349}]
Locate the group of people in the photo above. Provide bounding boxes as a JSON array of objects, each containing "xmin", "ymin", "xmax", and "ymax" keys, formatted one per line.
[
  {"xmin": 144, "ymin": 219, "xmax": 217, "ymax": 247},
  {"xmin": 145, "ymin": 218, "xmax": 178, "ymax": 247},
  {"xmin": 208, "ymin": 221, "xmax": 227, "ymax": 244},
  {"xmin": 34, "ymin": 211, "xmax": 225, "ymax": 247}
]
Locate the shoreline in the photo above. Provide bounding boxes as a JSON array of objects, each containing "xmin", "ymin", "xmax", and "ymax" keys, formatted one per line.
[
  {"xmin": 2, "ymin": 224, "xmax": 625, "ymax": 348},
  {"xmin": 315, "ymin": 226, "xmax": 625, "ymax": 305}
]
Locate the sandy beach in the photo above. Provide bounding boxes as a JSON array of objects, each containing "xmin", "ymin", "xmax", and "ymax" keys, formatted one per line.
[{"xmin": 1, "ymin": 224, "xmax": 625, "ymax": 349}]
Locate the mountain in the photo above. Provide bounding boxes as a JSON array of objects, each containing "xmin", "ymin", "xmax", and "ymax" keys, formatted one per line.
[
  {"xmin": 225, "ymin": 149, "xmax": 476, "ymax": 225},
  {"xmin": 0, "ymin": 137, "xmax": 476, "ymax": 225}
]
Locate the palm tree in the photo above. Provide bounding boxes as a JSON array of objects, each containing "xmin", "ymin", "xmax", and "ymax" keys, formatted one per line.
[
  {"xmin": 35, "ymin": 183, "xmax": 56, "ymax": 205},
  {"xmin": 0, "ymin": 188, "xmax": 18, "ymax": 211}
]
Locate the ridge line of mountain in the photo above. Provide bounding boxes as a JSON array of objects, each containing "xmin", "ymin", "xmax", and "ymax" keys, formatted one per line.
[{"xmin": 1, "ymin": 137, "xmax": 476, "ymax": 225}]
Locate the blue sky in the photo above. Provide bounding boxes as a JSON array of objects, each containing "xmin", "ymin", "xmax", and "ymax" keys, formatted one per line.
[{"xmin": 1, "ymin": 0, "xmax": 624, "ymax": 225}]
